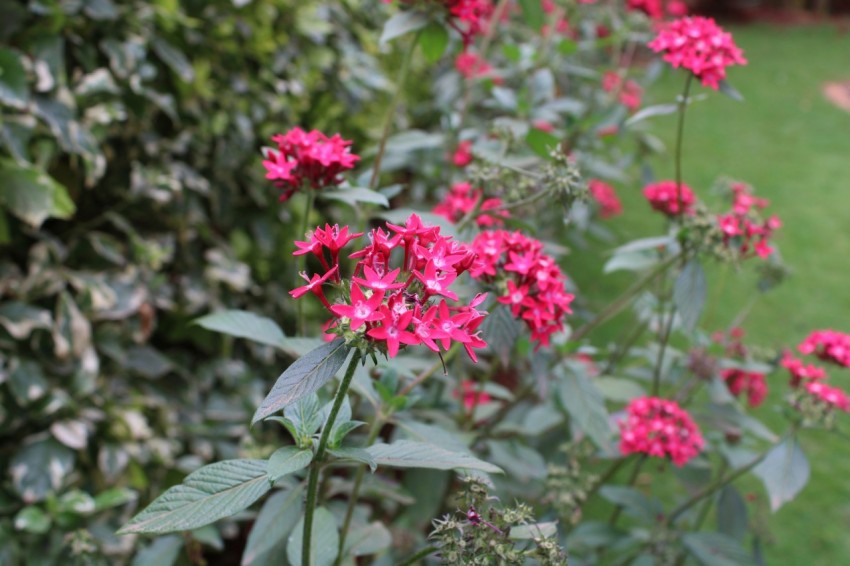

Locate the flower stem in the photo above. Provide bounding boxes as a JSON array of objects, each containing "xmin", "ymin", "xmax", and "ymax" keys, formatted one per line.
[
  {"xmin": 296, "ymin": 189, "xmax": 316, "ymax": 335},
  {"xmin": 674, "ymin": 74, "xmax": 693, "ymax": 221},
  {"xmin": 302, "ymin": 349, "xmax": 362, "ymax": 566},
  {"xmin": 368, "ymin": 30, "xmax": 422, "ymax": 190}
]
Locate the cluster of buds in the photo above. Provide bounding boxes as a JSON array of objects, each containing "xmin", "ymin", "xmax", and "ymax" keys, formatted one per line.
[
  {"xmin": 469, "ymin": 230, "xmax": 574, "ymax": 349},
  {"xmin": 262, "ymin": 128, "xmax": 359, "ymax": 202},
  {"xmin": 643, "ymin": 180, "xmax": 696, "ymax": 217},
  {"xmin": 432, "ymin": 182, "xmax": 510, "ymax": 227},
  {"xmin": 290, "ymin": 215, "xmax": 488, "ymax": 361},
  {"xmin": 716, "ymin": 181, "xmax": 781, "ymax": 260},
  {"xmin": 588, "ymin": 179, "xmax": 623, "ymax": 219},
  {"xmin": 619, "ymin": 396, "xmax": 704, "ymax": 466},
  {"xmin": 648, "ymin": 16, "xmax": 747, "ymax": 90},
  {"xmin": 601, "ymin": 71, "xmax": 643, "ymax": 112}
]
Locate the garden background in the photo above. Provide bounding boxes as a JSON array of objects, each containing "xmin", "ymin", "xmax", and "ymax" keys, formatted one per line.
[{"xmin": 1, "ymin": 1, "xmax": 849, "ymax": 564}]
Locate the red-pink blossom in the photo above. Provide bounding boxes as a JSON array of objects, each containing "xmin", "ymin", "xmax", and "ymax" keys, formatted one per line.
[
  {"xmin": 619, "ymin": 397, "xmax": 704, "ymax": 466},
  {"xmin": 805, "ymin": 381, "xmax": 850, "ymax": 413},
  {"xmin": 588, "ymin": 179, "xmax": 623, "ymax": 219},
  {"xmin": 643, "ymin": 180, "xmax": 696, "ymax": 216},
  {"xmin": 432, "ymin": 182, "xmax": 510, "ymax": 227},
  {"xmin": 627, "ymin": 0, "xmax": 686, "ymax": 20},
  {"xmin": 721, "ymin": 368, "xmax": 768, "ymax": 408},
  {"xmin": 455, "ymin": 53, "xmax": 494, "ymax": 79},
  {"xmin": 452, "ymin": 141, "xmax": 474, "ymax": 167},
  {"xmin": 601, "ymin": 72, "xmax": 643, "ymax": 112},
  {"xmin": 716, "ymin": 181, "xmax": 780, "ymax": 260},
  {"xmin": 782, "ymin": 352, "xmax": 827, "ymax": 388},
  {"xmin": 455, "ymin": 380, "xmax": 492, "ymax": 411},
  {"xmin": 648, "ymin": 17, "xmax": 747, "ymax": 90},
  {"xmin": 263, "ymin": 128, "xmax": 359, "ymax": 201},
  {"xmin": 799, "ymin": 330, "xmax": 850, "ymax": 368},
  {"xmin": 471, "ymin": 230, "xmax": 574, "ymax": 349}
]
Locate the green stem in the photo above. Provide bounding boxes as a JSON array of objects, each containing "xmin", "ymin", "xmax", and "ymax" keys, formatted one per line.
[
  {"xmin": 296, "ymin": 189, "xmax": 316, "ymax": 335},
  {"xmin": 368, "ymin": 31, "xmax": 421, "ymax": 190},
  {"xmin": 608, "ymin": 455, "xmax": 646, "ymax": 527},
  {"xmin": 334, "ymin": 408, "xmax": 392, "ymax": 564},
  {"xmin": 398, "ymin": 545, "xmax": 438, "ymax": 566},
  {"xmin": 650, "ymin": 300, "xmax": 676, "ymax": 397},
  {"xmin": 302, "ymin": 350, "xmax": 362, "ymax": 566},
  {"xmin": 674, "ymin": 74, "xmax": 693, "ymax": 221}
]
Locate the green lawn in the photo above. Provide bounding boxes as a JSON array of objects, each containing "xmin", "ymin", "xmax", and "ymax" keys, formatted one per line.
[{"xmin": 570, "ymin": 25, "xmax": 850, "ymax": 564}]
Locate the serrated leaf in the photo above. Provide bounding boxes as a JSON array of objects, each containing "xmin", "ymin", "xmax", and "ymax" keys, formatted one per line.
[
  {"xmin": 526, "ymin": 128, "xmax": 560, "ymax": 159},
  {"xmin": 367, "ymin": 440, "xmax": 502, "ymax": 473},
  {"xmin": 252, "ymin": 339, "xmax": 351, "ymax": 425},
  {"xmin": 320, "ymin": 187, "xmax": 389, "ymax": 208},
  {"xmin": 624, "ymin": 103, "xmax": 679, "ymax": 127},
  {"xmin": 673, "ymin": 259, "xmax": 707, "ymax": 331},
  {"xmin": 753, "ymin": 437, "xmax": 809, "ymax": 512},
  {"xmin": 557, "ymin": 370, "xmax": 611, "ymax": 450},
  {"xmin": 380, "ymin": 10, "xmax": 428, "ymax": 45},
  {"xmin": 195, "ymin": 310, "xmax": 288, "ymax": 350},
  {"xmin": 287, "ymin": 507, "xmax": 339, "ymax": 566},
  {"xmin": 11, "ymin": 438, "xmax": 75, "ymax": 503},
  {"xmin": 419, "ymin": 22, "xmax": 449, "ymax": 63},
  {"xmin": 509, "ymin": 521, "xmax": 558, "ymax": 540},
  {"xmin": 683, "ymin": 532, "xmax": 754, "ymax": 566},
  {"xmin": 241, "ymin": 485, "xmax": 304, "ymax": 566},
  {"xmin": 718, "ymin": 79, "xmax": 744, "ymax": 102},
  {"xmin": 717, "ymin": 485, "xmax": 748, "ymax": 542},
  {"xmin": 328, "ymin": 447, "xmax": 377, "ymax": 472},
  {"xmin": 599, "ymin": 486, "xmax": 663, "ymax": 524},
  {"xmin": 0, "ymin": 159, "xmax": 76, "ymax": 228},
  {"xmin": 118, "ymin": 459, "xmax": 270, "ymax": 534},
  {"xmin": 345, "ymin": 522, "xmax": 393, "ymax": 557},
  {"xmin": 0, "ymin": 48, "xmax": 28, "ymax": 109},
  {"xmin": 267, "ymin": 447, "xmax": 313, "ymax": 483}
]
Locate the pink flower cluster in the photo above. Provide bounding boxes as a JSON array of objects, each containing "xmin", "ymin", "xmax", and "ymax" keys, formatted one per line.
[
  {"xmin": 383, "ymin": 1, "xmax": 493, "ymax": 48},
  {"xmin": 262, "ymin": 128, "xmax": 360, "ymax": 202},
  {"xmin": 799, "ymin": 330, "xmax": 850, "ymax": 368},
  {"xmin": 432, "ymin": 182, "xmax": 510, "ymax": 227},
  {"xmin": 627, "ymin": 0, "xmax": 687, "ymax": 20},
  {"xmin": 470, "ymin": 230, "xmax": 574, "ymax": 348},
  {"xmin": 290, "ymin": 215, "xmax": 488, "ymax": 360},
  {"xmin": 781, "ymin": 352, "xmax": 826, "ymax": 388},
  {"xmin": 452, "ymin": 140, "xmax": 474, "ymax": 167},
  {"xmin": 643, "ymin": 180, "xmax": 696, "ymax": 216},
  {"xmin": 619, "ymin": 397, "xmax": 704, "ymax": 466},
  {"xmin": 804, "ymin": 381, "xmax": 850, "ymax": 413},
  {"xmin": 601, "ymin": 72, "xmax": 642, "ymax": 112},
  {"xmin": 721, "ymin": 368, "xmax": 767, "ymax": 408},
  {"xmin": 541, "ymin": 0, "xmax": 571, "ymax": 36},
  {"xmin": 648, "ymin": 17, "xmax": 747, "ymax": 90},
  {"xmin": 455, "ymin": 52, "xmax": 496, "ymax": 80},
  {"xmin": 717, "ymin": 182, "xmax": 781, "ymax": 259},
  {"xmin": 588, "ymin": 179, "xmax": 623, "ymax": 219}
]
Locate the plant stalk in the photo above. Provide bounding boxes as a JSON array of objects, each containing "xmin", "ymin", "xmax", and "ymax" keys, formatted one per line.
[
  {"xmin": 674, "ymin": 74, "xmax": 693, "ymax": 221},
  {"xmin": 302, "ymin": 349, "xmax": 362, "ymax": 566},
  {"xmin": 296, "ymin": 188, "xmax": 317, "ymax": 335}
]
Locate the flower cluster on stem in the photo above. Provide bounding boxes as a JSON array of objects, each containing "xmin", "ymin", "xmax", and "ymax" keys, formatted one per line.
[
  {"xmin": 588, "ymin": 179, "xmax": 623, "ymax": 219},
  {"xmin": 643, "ymin": 180, "xmax": 696, "ymax": 216},
  {"xmin": 619, "ymin": 397, "xmax": 704, "ymax": 466},
  {"xmin": 716, "ymin": 181, "xmax": 781, "ymax": 259},
  {"xmin": 433, "ymin": 182, "xmax": 510, "ymax": 227}
]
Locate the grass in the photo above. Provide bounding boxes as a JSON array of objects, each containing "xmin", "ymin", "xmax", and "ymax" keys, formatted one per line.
[{"xmin": 569, "ymin": 25, "xmax": 850, "ymax": 564}]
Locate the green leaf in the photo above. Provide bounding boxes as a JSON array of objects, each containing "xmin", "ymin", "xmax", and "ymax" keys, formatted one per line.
[
  {"xmin": 344, "ymin": 522, "xmax": 392, "ymax": 557},
  {"xmin": 131, "ymin": 536, "xmax": 184, "ymax": 566},
  {"xmin": 599, "ymin": 486, "xmax": 663, "ymax": 524},
  {"xmin": 286, "ymin": 394, "xmax": 323, "ymax": 438},
  {"xmin": 329, "ymin": 421, "xmax": 364, "ymax": 448},
  {"xmin": 379, "ymin": 10, "xmax": 428, "ymax": 46},
  {"xmin": 14, "ymin": 506, "xmax": 51, "ymax": 534},
  {"xmin": 673, "ymin": 259, "xmax": 707, "ymax": 331},
  {"xmin": 0, "ymin": 48, "xmax": 28, "ymax": 109},
  {"xmin": 252, "ymin": 339, "xmax": 351, "ymax": 425},
  {"xmin": 509, "ymin": 521, "xmax": 558, "ymax": 540},
  {"xmin": 328, "ymin": 448, "xmax": 377, "ymax": 472},
  {"xmin": 517, "ymin": 0, "xmax": 544, "ymax": 30},
  {"xmin": 0, "ymin": 160, "xmax": 76, "ymax": 228},
  {"xmin": 195, "ymin": 310, "xmax": 288, "ymax": 350},
  {"xmin": 152, "ymin": 36, "xmax": 194, "ymax": 82},
  {"xmin": 287, "ymin": 507, "xmax": 339, "ymax": 566},
  {"xmin": 557, "ymin": 369, "xmax": 611, "ymax": 450},
  {"xmin": 717, "ymin": 485, "xmax": 749, "ymax": 542},
  {"xmin": 57, "ymin": 489, "xmax": 96, "ymax": 514},
  {"xmin": 320, "ymin": 187, "xmax": 389, "ymax": 208},
  {"xmin": 526, "ymin": 127, "xmax": 560, "ymax": 159},
  {"xmin": 241, "ymin": 486, "xmax": 304, "ymax": 566},
  {"xmin": 0, "ymin": 302, "xmax": 50, "ymax": 339},
  {"xmin": 267, "ymin": 447, "xmax": 313, "ymax": 483},
  {"xmin": 419, "ymin": 22, "xmax": 449, "ymax": 63},
  {"xmin": 624, "ymin": 103, "xmax": 679, "ymax": 127},
  {"xmin": 753, "ymin": 437, "xmax": 809, "ymax": 512},
  {"xmin": 11, "ymin": 438, "xmax": 75, "ymax": 503},
  {"xmin": 93, "ymin": 487, "xmax": 137, "ymax": 511},
  {"xmin": 8, "ymin": 360, "xmax": 49, "ymax": 406},
  {"xmin": 718, "ymin": 79, "xmax": 744, "ymax": 102},
  {"xmin": 683, "ymin": 532, "xmax": 754, "ymax": 566},
  {"xmin": 367, "ymin": 440, "xmax": 502, "ymax": 473},
  {"xmin": 595, "ymin": 377, "xmax": 646, "ymax": 402},
  {"xmin": 118, "ymin": 459, "xmax": 270, "ymax": 534},
  {"xmin": 603, "ymin": 250, "xmax": 659, "ymax": 274}
]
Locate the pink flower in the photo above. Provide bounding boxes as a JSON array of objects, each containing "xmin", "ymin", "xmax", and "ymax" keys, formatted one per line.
[
  {"xmin": 626, "ymin": 0, "xmax": 684, "ymax": 20},
  {"xmin": 619, "ymin": 397, "xmax": 704, "ymax": 466},
  {"xmin": 454, "ymin": 380, "xmax": 492, "ymax": 411},
  {"xmin": 432, "ymin": 182, "xmax": 510, "ymax": 227},
  {"xmin": 532, "ymin": 120, "xmax": 555, "ymax": 133},
  {"xmin": 721, "ymin": 368, "xmax": 768, "ymax": 408},
  {"xmin": 648, "ymin": 17, "xmax": 747, "ymax": 90},
  {"xmin": 805, "ymin": 381, "xmax": 850, "ymax": 413},
  {"xmin": 715, "ymin": 181, "xmax": 780, "ymax": 261},
  {"xmin": 588, "ymin": 179, "xmax": 623, "ymax": 219},
  {"xmin": 643, "ymin": 180, "xmax": 696, "ymax": 216},
  {"xmin": 455, "ymin": 53, "xmax": 493, "ymax": 80},
  {"xmin": 601, "ymin": 72, "xmax": 643, "ymax": 112},
  {"xmin": 262, "ymin": 128, "xmax": 360, "ymax": 201},
  {"xmin": 289, "ymin": 266, "xmax": 339, "ymax": 310},
  {"xmin": 367, "ymin": 306, "xmax": 419, "ymax": 357},
  {"xmin": 330, "ymin": 284, "xmax": 384, "ymax": 330},
  {"xmin": 799, "ymin": 330, "xmax": 850, "ymax": 368},
  {"xmin": 452, "ymin": 141, "xmax": 474, "ymax": 167},
  {"xmin": 782, "ymin": 352, "xmax": 827, "ymax": 388}
]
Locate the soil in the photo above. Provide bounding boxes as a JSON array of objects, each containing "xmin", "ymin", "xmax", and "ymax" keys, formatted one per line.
[{"xmin": 823, "ymin": 80, "xmax": 850, "ymax": 113}]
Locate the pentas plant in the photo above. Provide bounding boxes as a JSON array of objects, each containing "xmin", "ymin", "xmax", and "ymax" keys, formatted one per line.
[
  {"xmin": 262, "ymin": 127, "xmax": 359, "ymax": 202},
  {"xmin": 799, "ymin": 329, "xmax": 850, "ymax": 367},
  {"xmin": 648, "ymin": 16, "xmax": 747, "ymax": 89},
  {"xmin": 292, "ymin": 215, "xmax": 488, "ymax": 360},
  {"xmin": 469, "ymin": 230, "xmax": 574, "ymax": 348},
  {"xmin": 432, "ymin": 182, "xmax": 510, "ymax": 227},
  {"xmin": 619, "ymin": 397, "xmax": 704, "ymax": 467},
  {"xmin": 721, "ymin": 368, "xmax": 768, "ymax": 408},
  {"xmin": 716, "ymin": 180, "xmax": 782, "ymax": 259},
  {"xmin": 643, "ymin": 180, "xmax": 696, "ymax": 216}
]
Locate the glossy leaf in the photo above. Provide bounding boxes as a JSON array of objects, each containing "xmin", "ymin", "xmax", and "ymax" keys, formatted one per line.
[{"xmin": 0, "ymin": 159, "xmax": 76, "ymax": 228}]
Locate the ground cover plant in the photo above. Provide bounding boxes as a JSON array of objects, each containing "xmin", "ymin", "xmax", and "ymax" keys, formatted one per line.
[{"xmin": 2, "ymin": 1, "xmax": 849, "ymax": 565}]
